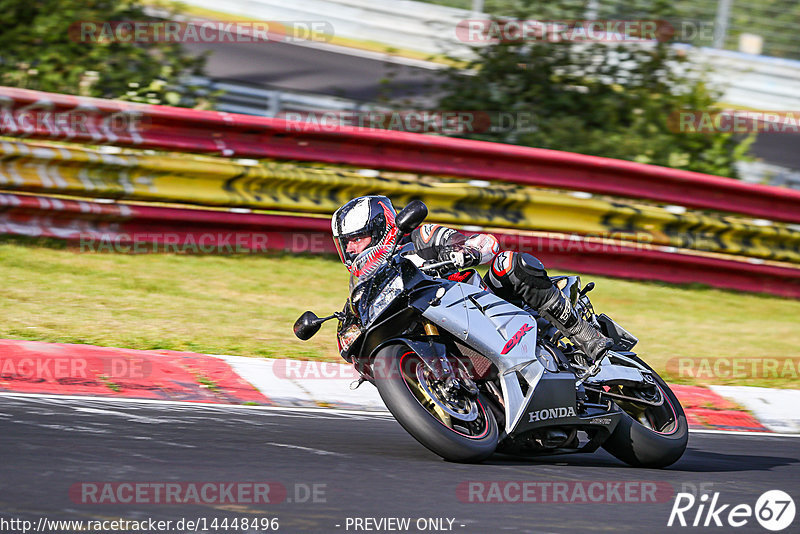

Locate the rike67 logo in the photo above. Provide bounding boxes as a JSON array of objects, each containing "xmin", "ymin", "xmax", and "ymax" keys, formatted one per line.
[{"xmin": 668, "ymin": 490, "xmax": 795, "ymax": 531}]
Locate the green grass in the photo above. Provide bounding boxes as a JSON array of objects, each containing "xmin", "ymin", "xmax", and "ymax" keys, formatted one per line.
[{"xmin": 1, "ymin": 239, "xmax": 798, "ymax": 388}]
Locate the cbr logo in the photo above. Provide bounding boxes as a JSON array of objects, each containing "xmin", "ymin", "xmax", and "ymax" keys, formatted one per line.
[
  {"xmin": 529, "ymin": 406, "xmax": 577, "ymax": 422},
  {"xmin": 501, "ymin": 323, "xmax": 533, "ymax": 354}
]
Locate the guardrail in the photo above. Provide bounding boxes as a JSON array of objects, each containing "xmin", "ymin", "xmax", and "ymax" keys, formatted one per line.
[
  {"xmin": 0, "ymin": 192, "xmax": 335, "ymax": 253},
  {"xmin": 188, "ymin": 76, "xmax": 797, "ymax": 189},
  {"xmin": 189, "ymin": 77, "xmax": 377, "ymax": 118},
  {"xmin": 1, "ymin": 88, "xmax": 799, "ymax": 297},
  {"xmin": 3, "ymin": 192, "xmax": 799, "ymax": 298},
  {"xmin": 694, "ymin": 48, "xmax": 800, "ymax": 110},
  {"xmin": 2, "ymin": 139, "xmax": 798, "ymax": 264},
  {"xmin": 738, "ymin": 161, "xmax": 800, "ymax": 191},
  {"xmin": 2, "ymin": 87, "xmax": 800, "ymax": 224}
]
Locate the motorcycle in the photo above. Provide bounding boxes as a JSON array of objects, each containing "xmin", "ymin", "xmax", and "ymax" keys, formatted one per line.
[{"xmin": 294, "ymin": 201, "xmax": 688, "ymax": 466}]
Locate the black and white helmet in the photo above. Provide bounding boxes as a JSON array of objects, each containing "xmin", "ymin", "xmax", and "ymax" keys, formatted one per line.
[{"xmin": 331, "ymin": 195, "xmax": 398, "ymax": 275}]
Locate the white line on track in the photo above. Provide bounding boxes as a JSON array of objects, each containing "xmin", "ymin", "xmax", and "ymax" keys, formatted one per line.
[
  {"xmin": 265, "ymin": 442, "xmax": 348, "ymax": 457},
  {"xmin": 0, "ymin": 391, "xmax": 797, "ymax": 438},
  {"xmin": 688, "ymin": 428, "xmax": 800, "ymax": 438},
  {"xmin": 0, "ymin": 391, "xmax": 389, "ymax": 417}
]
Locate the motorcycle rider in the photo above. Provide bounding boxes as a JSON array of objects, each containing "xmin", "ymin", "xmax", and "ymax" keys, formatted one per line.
[{"xmin": 331, "ymin": 195, "xmax": 613, "ymax": 363}]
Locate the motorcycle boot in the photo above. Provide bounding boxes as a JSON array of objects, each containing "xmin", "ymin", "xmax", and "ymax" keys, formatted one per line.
[
  {"xmin": 484, "ymin": 251, "xmax": 613, "ymax": 363},
  {"xmin": 536, "ymin": 286, "xmax": 613, "ymax": 363}
]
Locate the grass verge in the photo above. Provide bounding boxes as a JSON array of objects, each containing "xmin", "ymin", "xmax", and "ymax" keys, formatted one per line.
[{"xmin": 1, "ymin": 239, "xmax": 798, "ymax": 388}]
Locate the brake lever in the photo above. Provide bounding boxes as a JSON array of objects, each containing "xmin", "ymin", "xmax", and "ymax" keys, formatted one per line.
[{"xmin": 420, "ymin": 259, "xmax": 456, "ymax": 272}]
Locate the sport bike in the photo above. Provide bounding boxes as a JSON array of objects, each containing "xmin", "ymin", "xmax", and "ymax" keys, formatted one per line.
[{"xmin": 294, "ymin": 201, "xmax": 688, "ymax": 466}]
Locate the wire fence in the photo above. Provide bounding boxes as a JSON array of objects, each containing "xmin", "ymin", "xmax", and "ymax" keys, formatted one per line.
[
  {"xmin": 420, "ymin": 0, "xmax": 800, "ymax": 60},
  {"xmin": 595, "ymin": 0, "xmax": 800, "ymax": 59}
]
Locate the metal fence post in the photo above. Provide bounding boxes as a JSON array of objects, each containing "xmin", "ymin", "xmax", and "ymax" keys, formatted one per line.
[
  {"xmin": 585, "ymin": 0, "xmax": 599, "ymax": 21},
  {"xmin": 713, "ymin": 0, "xmax": 733, "ymax": 49}
]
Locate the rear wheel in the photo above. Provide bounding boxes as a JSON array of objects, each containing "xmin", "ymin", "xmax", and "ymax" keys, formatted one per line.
[
  {"xmin": 601, "ymin": 355, "xmax": 688, "ymax": 468},
  {"xmin": 373, "ymin": 344, "xmax": 498, "ymax": 462}
]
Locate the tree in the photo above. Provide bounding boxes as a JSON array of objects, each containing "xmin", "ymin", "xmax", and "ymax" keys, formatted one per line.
[
  {"xmin": 0, "ymin": 0, "xmax": 210, "ymax": 107},
  {"xmin": 433, "ymin": 0, "xmax": 754, "ymax": 177}
]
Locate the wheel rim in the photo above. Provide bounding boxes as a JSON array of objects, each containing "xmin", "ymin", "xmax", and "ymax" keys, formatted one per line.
[
  {"xmin": 399, "ymin": 352, "xmax": 491, "ymax": 439},
  {"xmin": 611, "ymin": 384, "xmax": 680, "ymax": 436},
  {"xmin": 414, "ymin": 364, "xmax": 478, "ymax": 421}
]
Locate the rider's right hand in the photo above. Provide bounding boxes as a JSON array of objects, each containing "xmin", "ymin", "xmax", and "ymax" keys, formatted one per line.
[{"xmin": 449, "ymin": 247, "xmax": 482, "ymax": 269}]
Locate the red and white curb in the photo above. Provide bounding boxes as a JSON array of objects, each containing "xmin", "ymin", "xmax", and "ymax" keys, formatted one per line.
[
  {"xmin": 216, "ymin": 355, "xmax": 386, "ymax": 411},
  {"xmin": 218, "ymin": 356, "xmax": 793, "ymax": 433},
  {"xmin": 0, "ymin": 339, "xmax": 796, "ymax": 433},
  {"xmin": 709, "ymin": 386, "xmax": 800, "ymax": 434}
]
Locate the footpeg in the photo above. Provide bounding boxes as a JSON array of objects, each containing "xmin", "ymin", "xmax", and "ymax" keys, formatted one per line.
[{"xmin": 575, "ymin": 360, "xmax": 602, "ymax": 387}]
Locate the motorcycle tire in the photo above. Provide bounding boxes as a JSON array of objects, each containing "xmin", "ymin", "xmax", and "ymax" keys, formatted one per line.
[
  {"xmin": 373, "ymin": 344, "xmax": 498, "ymax": 463},
  {"xmin": 601, "ymin": 354, "xmax": 688, "ymax": 468}
]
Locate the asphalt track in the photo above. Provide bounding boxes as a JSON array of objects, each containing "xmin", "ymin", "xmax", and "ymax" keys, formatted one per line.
[
  {"xmin": 185, "ymin": 41, "xmax": 439, "ymax": 102},
  {"xmin": 0, "ymin": 393, "xmax": 798, "ymax": 534}
]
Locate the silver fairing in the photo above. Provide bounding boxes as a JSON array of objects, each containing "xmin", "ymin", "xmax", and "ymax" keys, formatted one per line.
[{"xmin": 421, "ymin": 282, "xmax": 550, "ymax": 435}]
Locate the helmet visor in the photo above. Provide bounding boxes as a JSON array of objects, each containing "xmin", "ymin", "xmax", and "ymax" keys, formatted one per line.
[{"xmin": 334, "ymin": 232, "xmax": 373, "ymax": 266}]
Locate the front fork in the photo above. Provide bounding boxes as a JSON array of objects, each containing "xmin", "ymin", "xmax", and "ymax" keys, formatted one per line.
[
  {"xmin": 369, "ymin": 320, "xmax": 480, "ymax": 399},
  {"xmin": 353, "ymin": 321, "xmax": 479, "ymax": 398},
  {"xmin": 419, "ymin": 320, "xmax": 479, "ymax": 399}
]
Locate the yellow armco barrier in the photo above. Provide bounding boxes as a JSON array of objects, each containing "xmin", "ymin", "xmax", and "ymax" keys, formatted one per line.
[{"xmin": 1, "ymin": 139, "xmax": 798, "ymax": 263}]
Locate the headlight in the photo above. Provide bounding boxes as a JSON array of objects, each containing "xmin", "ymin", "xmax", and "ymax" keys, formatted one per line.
[
  {"xmin": 367, "ymin": 273, "xmax": 403, "ymax": 324},
  {"xmin": 351, "ymin": 287, "xmax": 365, "ymax": 304}
]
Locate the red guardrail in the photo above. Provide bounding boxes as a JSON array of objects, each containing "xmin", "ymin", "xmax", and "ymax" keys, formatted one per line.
[
  {"xmin": 0, "ymin": 194, "xmax": 337, "ymax": 254},
  {"xmin": 2, "ymin": 87, "xmax": 800, "ymax": 224},
  {"xmin": 3, "ymin": 193, "xmax": 798, "ymax": 298}
]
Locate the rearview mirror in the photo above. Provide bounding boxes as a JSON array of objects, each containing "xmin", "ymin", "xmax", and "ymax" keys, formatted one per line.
[
  {"xmin": 293, "ymin": 311, "xmax": 324, "ymax": 340},
  {"xmin": 395, "ymin": 200, "xmax": 428, "ymax": 234}
]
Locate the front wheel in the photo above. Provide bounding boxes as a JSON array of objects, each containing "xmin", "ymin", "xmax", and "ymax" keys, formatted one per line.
[
  {"xmin": 601, "ymin": 354, "xmax": 688, "ymax": 468},
  {"xmin": 373, "ymin": 344, "xmax": 498, "ymax": 462}
]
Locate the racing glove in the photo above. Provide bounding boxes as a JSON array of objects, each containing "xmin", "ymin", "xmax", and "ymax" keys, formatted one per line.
[
  {"xmin": 464, "ymin": 233, "xmax": 500, "ymax": 264},
  {"xmin": 449, "ymin": 246, "xmax": 482, "ymax": 269}
]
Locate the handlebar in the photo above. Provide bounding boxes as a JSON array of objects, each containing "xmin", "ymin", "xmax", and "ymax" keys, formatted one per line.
[{"xmin": 420, "ymin": 258, "xmax": 456, "ymax": 272}]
